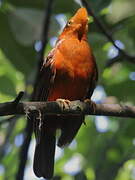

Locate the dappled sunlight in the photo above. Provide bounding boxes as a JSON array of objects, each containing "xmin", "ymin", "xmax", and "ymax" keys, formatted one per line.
[
  {"xmin": 55, "ymin": 145, "xmax": 64, "ymax": 161},
  {"xmin": 24, "ymin": 140, "xmax": 37, "ymax": 180},
  {"xmin": 14, "ymin": 133, "xmax": 24, "ymax": 147},
  {"xmin": 34, "ymin": 41, "xmax": 42, "ymax": 52},
  {"xmin": 95, "ymin": 116, "xmax": 109, "ymax": 133},
  {"xmin": 50, "ymin": 36, "xmax": 58, "ymax": 47},
  {"xmin": 68, "ymin": 140, "xmax": 77, "ymax": 150},
  {"xmin": 107, "ymin": 40, "xmax": 124, "ymax": 58},
  {"xmin": 64, "ymin": 153, "xmax": 83, "ymax": 175},
  {"xmin": 91, "ymin": 85, "xmax": 106, "ymax": 103},
  {"xmin": 0, "ymin": 164, "xmax": 5, "ymax": 175},
  {"xmin": 55, "ymin": 14, "xmax": 67, "ymax": 31},
  {"xmin": 129, "ymin": 72, "xmax": 135, "ymax": 81}
]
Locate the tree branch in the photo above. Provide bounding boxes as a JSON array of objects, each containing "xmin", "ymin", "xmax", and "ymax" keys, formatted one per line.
[
  {"xmin": 0, "ymin": 99, "xmax": 135, "ymax": 118},
  {"xmin": 38, "ymin": 0, "xmax": 54, "ymax": 68},
  {"xmin": 105, "ymin": 55, "xmax": 122, "ymax": 67},
  {"xmin": 81, "ymin": 0, "xmax": 135, "ymax": 64}
]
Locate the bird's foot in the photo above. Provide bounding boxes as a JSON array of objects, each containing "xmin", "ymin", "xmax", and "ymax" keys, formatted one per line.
[
  {"xmin": 84, "ymin": 99, "xmax": 96, "ymax": 114},
  {"xmin": 56, "ymin": 98, "xmax": 71, "ymax": 110}
]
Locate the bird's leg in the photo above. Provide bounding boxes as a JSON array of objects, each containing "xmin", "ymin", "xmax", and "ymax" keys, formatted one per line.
[
  {"xmin": 84, "ymin": 99, "xmax": 96, "ymax": 113},
  {"xmin": 83, "ymin": 99, "xmax": 96, "ymax": 125}
]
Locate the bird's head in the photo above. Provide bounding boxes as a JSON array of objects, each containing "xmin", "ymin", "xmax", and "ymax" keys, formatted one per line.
[{"xmin": 60, "ymin": 8, "xmax": 89, "ymax": 40}]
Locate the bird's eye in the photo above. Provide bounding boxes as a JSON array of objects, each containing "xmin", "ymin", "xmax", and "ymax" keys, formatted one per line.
[
  {"xmin": 67, "ymin": 20, "xmax": 73, "ymax": 26},
  {"xmin": 68, "ymin": 21, "xmax": 71, "ymax": 25}
]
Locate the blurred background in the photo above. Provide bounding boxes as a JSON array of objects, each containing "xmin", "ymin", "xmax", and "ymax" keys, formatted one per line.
[{"xmin": 0, "ymin": 0, "xmax": 135, "ymax": 179}]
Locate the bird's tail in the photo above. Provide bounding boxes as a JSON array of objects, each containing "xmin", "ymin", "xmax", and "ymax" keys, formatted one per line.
[
  {"xmin": 33, "ymin": 131, "xmax": 56, "ymax": 179},
  {"xmin": 58, "ymin": 115, "xmax": 84, "ymax": 147}
]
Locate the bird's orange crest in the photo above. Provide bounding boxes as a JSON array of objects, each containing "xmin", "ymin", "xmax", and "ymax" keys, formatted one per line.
[
  {"xmin": 71, "ymin": 7, "xmax": 88, "ymax": 25},
  {"xmin": 59, "ymin": 7, "xmax": 89, "ymax": 40}
]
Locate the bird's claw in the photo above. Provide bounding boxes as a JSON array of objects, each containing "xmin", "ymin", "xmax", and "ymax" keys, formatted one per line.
[
  {"xmin": 84, "ymin": 99, "xmax": 96, "ymax": 114},
  {"xmin": 56, "ymin": 99, "xmax": 71, "ymax": 110}
]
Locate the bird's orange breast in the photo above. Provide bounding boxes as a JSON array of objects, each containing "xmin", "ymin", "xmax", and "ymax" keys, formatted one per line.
[{"xmin": 48, "ymin": 38, "xmax": 95, "ymax": 101}]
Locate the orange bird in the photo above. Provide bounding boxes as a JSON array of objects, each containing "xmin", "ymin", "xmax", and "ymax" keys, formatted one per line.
[{"xmin": 33, "ymin": 7, "xmax": 98, "ymax": 179}]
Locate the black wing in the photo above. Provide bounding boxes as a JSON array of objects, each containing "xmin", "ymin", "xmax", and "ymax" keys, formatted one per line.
[
  {"xmin": 33, "ymin": 48, "xmax": 56, "ymax": 101},
  {"xmin": 85, "ymin": 55, "xmax": 98, "ymax": 99}
]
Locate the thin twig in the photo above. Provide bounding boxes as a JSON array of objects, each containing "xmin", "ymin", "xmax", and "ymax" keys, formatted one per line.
[
  {"xmin": 31, "ymin": 0, "xmax": 54, "ymax": 99},
  {"xmin": 81, "ymin": 0, "xmax": 135, "ymax": 64},
  {"xmin": 105, "ymin": 55, "xmax": 122, "ymax": 67},
  {"xmin": 38, "ymin": 0, "xmax": 54, "ymax": 67},
  {"xmin": 13, "ymin": 91, "xmax": 24, "ymax": 105},
  {"xmin": 0, "ymin": 116, "xmax": 18, "ymax": 160}
]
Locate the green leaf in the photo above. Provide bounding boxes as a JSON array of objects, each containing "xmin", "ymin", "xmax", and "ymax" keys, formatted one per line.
[
  {"xmin": 8, "ymin": 8, "xmax": 59, "ymax": 46},
  {"xmin": 0, "ymin": 12, "xmax": 36, "ymax": 76}
]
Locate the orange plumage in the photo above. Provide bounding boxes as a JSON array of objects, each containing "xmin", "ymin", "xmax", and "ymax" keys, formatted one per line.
[{"xmin": 33, "ymin": 7, "xmax": 98, "ymax": 179}]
